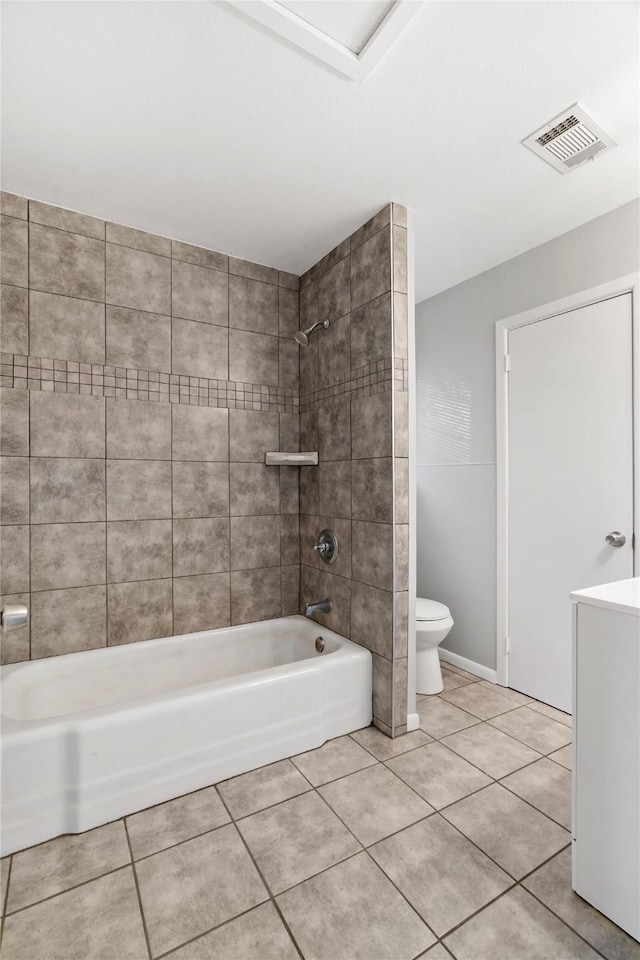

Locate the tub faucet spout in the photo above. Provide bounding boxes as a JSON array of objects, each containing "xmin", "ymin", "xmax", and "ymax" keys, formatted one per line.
[{"xmin": 304, "ymin": 598, "xmax": 332, "ymax": 617}]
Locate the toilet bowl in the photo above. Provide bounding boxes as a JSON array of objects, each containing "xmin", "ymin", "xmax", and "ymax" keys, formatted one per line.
[{"xmin": 416, "ymin": 597, "xmax": 454, "ymax": 695}]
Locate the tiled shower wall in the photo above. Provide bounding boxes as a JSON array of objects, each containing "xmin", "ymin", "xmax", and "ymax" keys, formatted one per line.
[
  {"xmin": 298, "ymin": 204, "xmax": 409, "ymax": 737},
  {"xmin": 0, "ymin": 191, "xmax": 301, "ymax": 663}
]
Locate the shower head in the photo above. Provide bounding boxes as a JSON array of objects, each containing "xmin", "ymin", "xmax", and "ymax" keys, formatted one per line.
[{"xmin": 294, "ymin": 318, "xmax": 330, "ymax": 347}]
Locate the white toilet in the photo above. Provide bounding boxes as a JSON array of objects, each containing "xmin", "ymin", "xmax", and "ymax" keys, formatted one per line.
[{"xmin": 416, "ymin": 597, "xmax": 454, "ymax": 695}]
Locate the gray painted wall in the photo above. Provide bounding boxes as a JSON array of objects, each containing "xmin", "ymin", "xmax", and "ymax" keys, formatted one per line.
[{"xmin": 415, "ymin": 198, "xmax": 640, "ymax": 670}]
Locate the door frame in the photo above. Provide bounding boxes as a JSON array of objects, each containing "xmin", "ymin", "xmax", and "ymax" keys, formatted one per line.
[{"xmin": 495, "ymin": 273, "xmax": 639, "ymax": 687}]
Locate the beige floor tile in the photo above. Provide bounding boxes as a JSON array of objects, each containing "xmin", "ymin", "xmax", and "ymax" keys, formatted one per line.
[
  {"xmin": 216, "ymin": 758, "xmax": 311, "ymax": 819},
  {"xmin": 489, "ymin": 706, "xmax": 572, "ymax": 754},
  {"xmin": 277, "ymin": 852, "xmax": 435, "ymax": 960},
  {"xmin": 439, "ymin": 662, "xmax": 479, "ymax": 682},
  {"xmin": 136, "ymin": 824, "xmax": 267, "ymax": 957},
  {"xmin": 369, "ymin": 814, "xmax": 512, "ymax": 937},
  {"xmin": 441, "ymin": 783, "xmax": 569, "ymax": 879},
  {"xmin": 549, "ymin": 744, "xmax": 572, "ymax": 770},
  {"xmin": 501, "ymin": 757, "xmax": 571, "ymax": 829},
  {"xmin": 416, "ymin": 697, "xmax": 479, "ymax": 739},
  {"xmin": 442, "ymin": 723, "xmax": 542, "ymax": 779},
  {"xmin": 1, "ymin": 857, "xmax": 10, "ymax": 915},
  {"xmin": 127, "ymin": 785, "xmax": 230, "ymax": 859},
  {"xmin": 440, "ymin": 683, "xmax": 518, "ymax": 720},
  {"xmin": 523, "ymin": 848, "xmax": 640, "ymax": 960},
  {"xmin": 6, "ymin": 821, "xmax": 130, "ymax": 913},
  {"xmin": 319, "ymin": 763, "xmax": 433, "ymax": 846},
  {"xmin": 1, "ymin": 867, "xmax": 147, "ymax": 960},
  {"xmin": 476, "ymin": 680, "xmax": 532, "ymax": 705},
  {"xmin": 387, "ymin": 742, "xmax": 491, "ymax": 810},
  {"xmin": 444, "ymin": 886, "xmax": 600, "ymax": 959},
  {"xmin": 418, "ymin": 945, "xmax": 453, "ymax": 959},
  {"xmin": 350, "ymin": 725, "xmax": 432, "ymax": 760},
  {"xmin": 440, "ymin": 671, "xmax": 474, "ymax": 692},
  {"xmin": 291, "ymin": 735, "xmax": 377, "ymax": 786},
  {"xmin": 528, "ymin": 699, "xmax": 573, "ymax": 727},
  {"xmin": 167, "ymin": 902, "xmax": 299, "ymax": 960},
  {"xmin": 237, "ymin": 791, "xmax": 360, "ymax": 894}
]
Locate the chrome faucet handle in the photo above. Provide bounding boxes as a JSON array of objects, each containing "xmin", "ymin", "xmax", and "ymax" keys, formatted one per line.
[
  {"xmin": 313, "ymin": 541, "xmax": 330, "ymax": 555},
  {"xmin": 1, "ymin": 603, "xmax": 28, "ymax": 632},
  {"xmin": 312, "ymin": 529, "xmax": 339, "ymax": 565}
]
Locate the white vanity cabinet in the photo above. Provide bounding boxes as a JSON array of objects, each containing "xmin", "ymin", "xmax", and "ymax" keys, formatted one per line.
[{"xmin": 571, "ymin": 578, "xmax": 640, "ymax": 942}]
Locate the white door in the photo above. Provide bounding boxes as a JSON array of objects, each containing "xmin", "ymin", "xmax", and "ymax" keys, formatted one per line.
[{"xmin": 507, "ymin": 293, "xmax": 634, "ymax": 711}]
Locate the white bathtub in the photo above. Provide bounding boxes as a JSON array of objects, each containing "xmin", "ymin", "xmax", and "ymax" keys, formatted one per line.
[{"xmin": 0, "ymin": 616, "xmax": 371, "ymax": 856}]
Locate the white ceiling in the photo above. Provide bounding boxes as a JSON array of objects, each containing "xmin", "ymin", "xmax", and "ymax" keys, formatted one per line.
[
  {"xmin": 279, "ymin": 1, "xmax": 395, "ymax": 53},
  {"xmin": 1, "ymin": 1, "xmax": 638, "ymax": 302}
]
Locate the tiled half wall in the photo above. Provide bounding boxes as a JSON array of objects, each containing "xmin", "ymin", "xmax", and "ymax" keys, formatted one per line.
[{"xmin": 0, "ymin": 193, "xmax": 409, "ymax": 737}]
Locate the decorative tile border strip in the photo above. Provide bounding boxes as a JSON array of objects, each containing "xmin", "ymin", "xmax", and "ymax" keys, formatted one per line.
[
  {"xmin": 0, "ymin": 353, "xmax": 299, "ymax": 412},
  {"xmin": 299, "ymin": 357, "xmax": 408, "ymax": 412}
]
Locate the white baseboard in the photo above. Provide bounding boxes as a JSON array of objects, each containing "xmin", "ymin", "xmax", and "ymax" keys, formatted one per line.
[
  {"xmin": 439, "ymin": 649, "xmax": 498, "ymax": 684},
  {"xmin": 406, "ymin": 713, "xmax": 420, "ymax": 732}
]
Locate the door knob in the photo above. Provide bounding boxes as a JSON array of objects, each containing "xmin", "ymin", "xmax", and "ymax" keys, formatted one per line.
[{"xmin": 605, "ymin": 531, "xmax": 626, "ymax": 548}]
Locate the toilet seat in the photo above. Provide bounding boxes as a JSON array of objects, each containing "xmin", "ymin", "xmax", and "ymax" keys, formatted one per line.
[{"xmin": 416, "ymin": 598, "xmax": 450, "ymax": 622}]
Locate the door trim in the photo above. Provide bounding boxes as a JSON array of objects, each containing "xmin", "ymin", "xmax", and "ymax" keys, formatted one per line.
[{"xmin": 495, "ymin": 273, "xmax": 639, "ymax": 687}]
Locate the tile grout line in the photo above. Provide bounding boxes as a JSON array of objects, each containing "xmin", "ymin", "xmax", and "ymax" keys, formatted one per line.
[{"xmin": 122, "ymin": 821, "xmax": 153, "ymax": 960}]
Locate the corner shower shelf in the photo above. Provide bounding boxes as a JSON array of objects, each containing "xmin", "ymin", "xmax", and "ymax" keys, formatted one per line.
[{"xmin": 264, "ymin": 451, "xmax": 318, "ymax": 466}]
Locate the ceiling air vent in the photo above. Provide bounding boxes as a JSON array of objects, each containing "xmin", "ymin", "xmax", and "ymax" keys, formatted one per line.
[{"xmin": 522, "ymin": 104, "xmax": 617, "ymax": 174}]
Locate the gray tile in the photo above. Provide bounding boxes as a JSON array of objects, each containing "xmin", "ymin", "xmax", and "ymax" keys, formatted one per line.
[
  {"xmin": 229, "ymin": 257, "xmax": 278, "ymax": 285},
  {"xmin": 1, "ymin": 216, "xmax": 28, "ymax": 287},
  {"xmin": 230, "ymin": 515, "xmax": 278, "ymax": 570},
  {"xmin": 281, "ymin": 563, "xmax": 300, "ymax": 615},
  {"xmin": 489, "ymin": 706, "xmax": 572, "ymax": 754},
  {"xmin": 292, "ymin": 735, "xmax": 377, "ymax": 787},
  {"xmin": 106, "ymin": 459, "xmax": 172, "ymax": 520},
  {"xmin": 501, "ymin": 757, "xmax": 571, "ymax": 829},
  {"xmin": 351, "ymin": 580, "xmax": 393, "ymax": 657},
  {"xmin": 172, "ymin": 404, "xmax": 228, "ymax": 462},
  {"xmin": 310, "ymin": 565, "xmax": 352, "ymax": 638},
  {"xmin": 229, "ymin": 409, "xmax": 279, "ymax": 461},
  {"xmin": 107, "ymin": 397, "xmax": 171, "ymax": 460},
  {"xmin": 549, "ymin": 744, "xmax": 572, "ymax": 770},
  {"xmin": 229, "ymin": 462, "xmax": 280, "ymax": 515},
  {"xmin": 173, "ymin": 572, "xmax": 230, "ymax": 633},
  {"xmin": 172, "ymin": 239, "xmax": 228, "ymax": 273},
  {"xmin": 1, "ymin": 867, "xmax": 147, "ymax": 960},
  {"xmin": 372, "ymin": 653, "xmax": 393, "ymax": 728},
  {"xmin": 351, "ymin": 226, "xmax": 391, "ymax": 310},
  {"xmin": 229, "ymin": 328, "xmax": 279, "ymax": 385},
  {"xmin": 476, "ymin": 679, "xmax": 532, "ymax": 705},
  {"xmin": 172, "ymin": 316, "xmax": 229, "ymax": 379},
  {"xmin": 107, "ymin": 578, "xmax": 172, "ymax": 645},
  {"xmin": 441, "ymin": 683, "xmax": 519, "ymax": 720},
  {"xmin": 392, "ymin": 203, "xmax": 408, "ymax": 227},
  {"xmin": 350, "ymin": 292, "xmax": 391, "ymax": 368},
  {"xmin": 238, "ymin": 791, "xmax": 360, "ymax": 894},
  {"xmin": 106, "ymin": 221, "xmax": 170, "ymax": 256},
  {"xmin": 299, "ymin": 464, "xmax": 318, "ymax": 514},
  {"xmin": 1, "ymin": 192, "xmax": 27, "ymax": 219},
  {"xmin": 0, "ymin": 456, "xmax": 28, "ymax": 524},
  {"xmin": 172, "ymin": 259, "xmax": 228, "ymax": 326},
  {"xmin": 352, "ymin": 520, "xmax": 393, "ymax": 591},
  {"xmin": 300, "ymin": 341, "xmax": 319, "ymax": 394},
  {"xmin": 279, "ymin": 270, "xmax": 299, "ymax": 291},
  {"xmin": 300, "ymin": 513, "xmax": 351, "ymax": 578},
  {"xmin": 278, "ymin": 286, "xmax": 299, "ymax": 338},
  {"xmin": 30, "ymin": 290, "xmax": 105, "ymax": 364},
  {"xmin": 30, "ymin": 200, "xmax": 105, "ymax": 240},
  {"xmin": 105, "ymin": 304, "xmax": 171, "ymax": 371},
  {"xmin": 394, "ymin": 390, "xmax": 408, "ymax": 457},
  {"xmin": 31, "ymin": 585, "xmax": 106, "ymax": 657},
  {"xmin": 416, "ymin": 697, "xmax": 479, "ymax": 739},
  {"xmin": 31, "ymin": 521, "xmax": 105, "ymax": 591},
  {"xmin": 350, "ymin": 725, "xmax": 432, "ymax": 761},
  {"xmin": 31, "ymin": 391, "xmax": 105, "ymax": 458},
  {"xmin": 523, "ymin": 847, "xmax": 640, "ymax": 960},
  {"xmin": 352, "ymin": 457, "xmax": 393, "ymax": 522},
  {"xmin": 369, "ymin": 814, "xmax": 512, "ymax": 937},
  {"xmin": 318, "ymin": 460, "xmax": 351, "ymax": 518},
  {"xmin": 442, "ymin": 722, "xmax": 542, "ymax": 779},
  {"xmin": 388, "ymin": 742, "xmax": 491, "ymax": 810},
  {"xmin": 300, "ymin": 263, "xmax": 318, "ymax": 289},
  {"xmin": 0, "ymin": 591, "xmax": 30, "ymax": 664},
  {"xmin": 229, "ymin": 274, "xmax": 278, "ymax": 335},
  {"xmin": 136, "ymin": 824, "xmax": 267, "ymax": 957},
  {"xmin": 279, "ymin": 337, "xmax": 299, "ymax": 389},
  {"xmin": 394, "ymin": 292, "xmax": 408, "ymax": 359},
  {"xmin": 169, "ymin": 902, "xmax": 298, "ymax": 960},
  {"xmin": 350, "ymin": 205, "xmax": 390, "ymax": 251},
  {"xmin": 30, "ymin": 222, "xmax": 104, "ymax": 300},
  {"xmin": 1, "ymin": 284, "xmax": 28, "ymax": 354},
  {"xmin": 318, "ymin": 237, "xmax": 351, "ymax": 277},
  {"xmin": 127, "ymin": 785, "xmax": 230, "ymax": 859},
  {"xmin": 0, "ymin": 524, "xmax": 29, "ymax": 593},
  {"xmin": 280, "ymin": 514, "xmax": 299, "ymax": 564},
  {"xmin": 318, "ymin": 255, "xmax": 350, "ymax": 323},
  {"xmin": 277, "ymin": 852, "xmax": 434, "ymax": 960},
  {"xmin": 444, "ymin": 886, "xmax": 600, "ymax": 960},
  {"xmin": 218, "ymin": 758, "xmax": 311, "ymax": 819},
  {"xmin": 394, "ymin": 456, "xmax": 408, "ymax": 522},
  {"xmin": 0, "ymin": 388, "xmax": 28, "ymax": 456},
  {"xmin": 395, "ymin": 524, "xmax": 409, "ymax": 592},
  {"xmin": 107, "ymin": 519, "xmax": 172, "ymax": 582},
  {"xmin": 393, "ymin": 224, "xmax": 407, "ymax": 293},
  {"xmin": 106, "ymin": 242, "xmax": 170, "ymax": 314},
  {"xmin": 230, "ymin": 566, "xmax": 281, "ymax": 624},
  {"xmin": 30, "ymin": 457, "xmax": 105, "ymax": 523},
  {"xmin": 528, "ymin": 699, "xmax": 573, "ymax": 727},
  {"xmin": 395, "ymin": 591, "xmax": 408, "ymax": 659},
  {"xmin": 7, "ymin": 821, "xmax": 129, "ymax": 912},
  {"xmin": 1, "ymin": 855, "xmax": 9, "ymax": 913},
  {"xmin": 319, "ymin": 312, "xmax": 350, "ymax": 383},
  {"xmin": 173, "ymin": 517, "xmax": 230, "ymax": 576},
  {"xmin": 172, "ymin": 461, "xmax": 229, "ymax": 518},
  {"xmin": 352, "ymin": 392, "xmax": 392, "ymax": 460},
  {"xmin": 281, "ymin": 467, "xmax": 299, "ymax": 518},
  {"xmin": 320, "ymin": 763, "xmax": 433, "ymax": 846},
  {"xmin": 441, "ymin": 782, "xmax": 569, "ymax": 879}
]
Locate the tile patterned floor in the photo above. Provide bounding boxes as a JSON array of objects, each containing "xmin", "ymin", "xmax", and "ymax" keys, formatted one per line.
[{"xmin": 2, "ymin": 665, "xmax": 639, "ymax": 960}]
